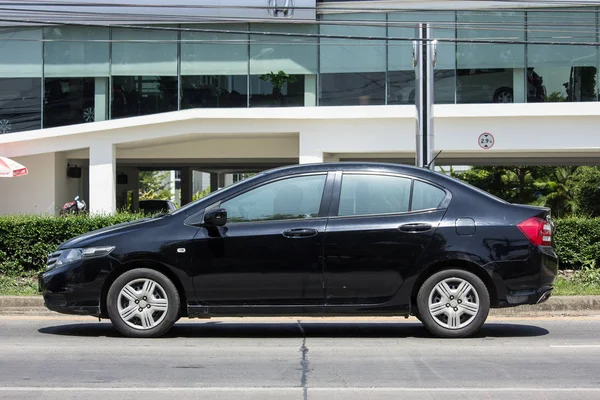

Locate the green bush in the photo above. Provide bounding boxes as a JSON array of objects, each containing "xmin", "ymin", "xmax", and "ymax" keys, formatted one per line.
[
  {"xmin": 554, "ymin": 217, "xmax": 600, "ymax": 270},
  {"xmin": 0, "ymin": 213, "xmax": 145, "ymax": 276}
]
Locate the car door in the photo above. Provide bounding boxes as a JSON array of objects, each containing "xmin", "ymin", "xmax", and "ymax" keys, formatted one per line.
[
  {"xmin": 190, "ymin": 172, "xmax": 333, "ymax": 305},
  {"xmin": 323, "ymin": 172, "xmax": 449, "ymax": 305}
]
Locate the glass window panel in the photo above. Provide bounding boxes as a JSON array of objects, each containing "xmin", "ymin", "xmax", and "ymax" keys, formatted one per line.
[
  {"xmin": 0, "ymin": 78, "xmax": 41, "ymax": 134},
  {"xmin": 250, "ymin": 74, "xmax": 305, "ymax": 107},
  {"xmin": 111, "ymin": 76, "xmax": 178, "ymax": 119},
  {"xmin": 320, "ymin": 72, "xmax": 385, "ymax": 106},
  {"xmin": 527, "ymin": 10, "xmax": 598, "ymax": 102},
  {"xmin": 338, "ymin": 174, "xmax": 411, "ymax": 217},
  {"xmin": 44, "ymin": 26, "xmax": 109, "ymax": 77},
  {"xmin": 221, "ymin": 174, "xmax": 327, "ymax": 223},
  {"xmin": 181, "ymin": 75, "xmax": 247, "ymax": 108},
  {"xmin": 181, "ymin": 24, "xmax": 248, "ymax": 76},
  {"xmin": 112, "ymin": 28, "xmax": 177, "ymax": 76},
  {"xmin": 250, "ymin": 24, "xmax": 318, "ymax": 75},
  {"xmin": 320, "ymin": 14, "xmax": 386, "ymax": 105},
  {"xmin": 412, "ymin": 180, "xmax": 445, "ymax": 211},
  {"xmin": 320, "ymin": 13, "xmax": 386, "ymax": 74},
  {"xmin": 456, "ymin": 12, "xmax": 525, "ymax": 104},
  {"xmin": 0, "ymin": 28, "xmax": 42, "ymax": 77},
  {"xmin": 457, "ymin": 12, "xmax": 525, "ymax": 69},
  {"xmin": 43, "ymin": 78, "xmax": 95, "ymax": 128}
]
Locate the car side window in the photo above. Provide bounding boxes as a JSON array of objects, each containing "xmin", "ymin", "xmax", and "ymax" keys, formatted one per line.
[
  {"xmin": 412, "ymin": 180, "xmax": 446, "ymax": 211},
  {"xmin": 338, "ymin": 174, "xmax": 411, "ymax": 217},
  {"xmin": 221, "ymin": 174, "xmax": 327, "ymax": 223}
]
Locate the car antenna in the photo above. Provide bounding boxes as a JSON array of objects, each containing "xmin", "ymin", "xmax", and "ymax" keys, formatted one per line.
[{"xmin": 425, "ymin": 150, "xmax": 443, "ymax": 170}]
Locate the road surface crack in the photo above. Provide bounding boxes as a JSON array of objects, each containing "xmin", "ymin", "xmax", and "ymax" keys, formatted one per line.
[{"xmin": 297, "ymin": 320, "xmax": 309, "ymax": 400}]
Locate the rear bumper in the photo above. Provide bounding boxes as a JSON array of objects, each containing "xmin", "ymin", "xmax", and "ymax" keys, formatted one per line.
[{"xmin": 491, "ymin": 245, "xmax": 558, "ymax": 307}]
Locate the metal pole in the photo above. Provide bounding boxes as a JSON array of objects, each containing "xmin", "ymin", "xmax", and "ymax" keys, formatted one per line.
[{"xmin": 414, "ymin": 23, "xmax": 436, "ymax": 169}]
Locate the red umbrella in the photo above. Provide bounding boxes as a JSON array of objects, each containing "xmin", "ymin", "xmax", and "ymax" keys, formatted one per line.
[{"xmin": 0, "ymin": 156, "xmax": 28, "ymax": 177}]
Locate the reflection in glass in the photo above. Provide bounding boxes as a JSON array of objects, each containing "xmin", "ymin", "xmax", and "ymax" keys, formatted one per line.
[
  {"xmin": 527, "ymin": 11, "xmax": 597, "ymax": 102},
  {"xmin": 44, "ymin": 78, "xmax": 95, "ymax": 128},
  {"xmin": 250, "ymin": 74, "xmax": 305, "ymax": 107},
  {"xmin": 320, "ymin": 73, "xmax": 385, "ymax": 106},
  {"xmin": 111, "ymin": 76, "xmax": 177, "ymax": 119},
  {"xmin": 181, "ymin": 76, "xmax": 247, "ymax": 109},
  {"xmin": 0, "ymin": 78, "xmax": 41, "ymax": 134},
  {"xmin": 388, "ymin": 70, "xmax": 456, "ymax": 105}
]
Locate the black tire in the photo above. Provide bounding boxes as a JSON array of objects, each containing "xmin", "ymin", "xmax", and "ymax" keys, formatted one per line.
[
  {"xmin": 493, "ymin": 87, "xmax": 513, "ymax": 103},
  {"xmin": 416, "ymin": 269, "xmax": 490, "ymax": 338},
  {"xmin": 107, "ymin": 268, "xmax": 180, "ymax": 338}
]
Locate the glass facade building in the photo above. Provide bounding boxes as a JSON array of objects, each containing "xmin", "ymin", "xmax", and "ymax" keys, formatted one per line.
[{"xmin": 0, "ymin": 8, "xmax": 598, "ymax": 134}]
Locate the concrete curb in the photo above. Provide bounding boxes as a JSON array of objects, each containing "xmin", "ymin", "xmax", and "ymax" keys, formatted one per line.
[{"xmin": 1, "ymin": 295, "xmax": 600, "ymax": 317}]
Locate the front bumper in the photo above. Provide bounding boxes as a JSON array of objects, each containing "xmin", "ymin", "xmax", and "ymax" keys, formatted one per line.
[{"xmin": 38, "ymin": 256, "xmax": 113, "ymax": 317}]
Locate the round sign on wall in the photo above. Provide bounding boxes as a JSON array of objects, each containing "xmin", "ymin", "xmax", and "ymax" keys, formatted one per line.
[{"xmin": 478, "ymin": 132, "xmax": 494, "ymax": 149}]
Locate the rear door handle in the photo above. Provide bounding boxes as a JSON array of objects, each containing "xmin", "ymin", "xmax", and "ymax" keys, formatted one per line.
[
  {"xmin": 282, "ymin": 228, "xmax": 318, "ymax": 238},
  {"xmin": 399, "ymin": 223, "xmax": 432, "ymax": 233}
]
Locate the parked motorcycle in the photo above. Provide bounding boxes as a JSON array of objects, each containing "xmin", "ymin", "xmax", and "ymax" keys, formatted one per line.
[{"xmin": 60, "ymin": 195, "xmax": 87, "ymax": 216}]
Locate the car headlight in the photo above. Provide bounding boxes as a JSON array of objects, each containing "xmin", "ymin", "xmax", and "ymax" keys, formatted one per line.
[{"xmin": 49, "ymin": 246, "xmax": 115, "ymax": 270}]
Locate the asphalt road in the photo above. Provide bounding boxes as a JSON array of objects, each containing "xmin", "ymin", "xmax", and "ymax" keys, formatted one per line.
[{"xmin": 1, "ymin": 315, "xmax": 600, "ymax": 400}]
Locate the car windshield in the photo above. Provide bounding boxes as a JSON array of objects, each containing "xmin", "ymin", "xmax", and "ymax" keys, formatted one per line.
[{"xmin": 170, "ymin": 172, "xmax": 266, "ymax": 216}]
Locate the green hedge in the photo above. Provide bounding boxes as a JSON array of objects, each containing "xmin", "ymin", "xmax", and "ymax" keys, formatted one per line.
[
  {"xmin": 0, "ymin": 213, "xmax": 144, "ymax": 276},
  {"xmin": 0, "ymin": 214, "xmax": 598, "ymax": 276},
  {"xmin": 554, "ymin": 218, "xmax": 600, "ymax": 270}
]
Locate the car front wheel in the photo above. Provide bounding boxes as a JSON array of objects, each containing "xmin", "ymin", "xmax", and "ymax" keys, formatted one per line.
[
  {"xmin": 107, "ymin": 268, "xmax": 180, "ymax": 338},
  {"xmin": 417, "ymin": 269, "xmax": 490, "ymax": 338}
]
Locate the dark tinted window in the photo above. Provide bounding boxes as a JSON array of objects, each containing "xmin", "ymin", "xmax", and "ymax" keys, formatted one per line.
[
  {"xmin": 338, "ymin": 174, "xmax": 411, "ymax": 216},
  {"xmin": 412, "ymin": 180, "xmax": 446, "ymax": 211},
  {"xmin": 221, "ymin": 174, "xmax": 326, "ymax": 223},
  {"xmin": 0, "ymin": 78, "xmax": 41, "ymax": 134}
]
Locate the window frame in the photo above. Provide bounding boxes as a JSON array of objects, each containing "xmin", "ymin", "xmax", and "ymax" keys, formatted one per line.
[
  {"xmin": 206, "ymin": 172, "xmax": 334, "ymax": 225},
  {"xmin": 328, "ymin": 171, "xmax": 451, "ymax": 219}
]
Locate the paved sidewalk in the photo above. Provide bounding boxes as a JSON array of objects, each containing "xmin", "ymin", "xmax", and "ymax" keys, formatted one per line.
[{"xmin": 1, "ymin": 295, "xmax": 600, "ymax": 317}]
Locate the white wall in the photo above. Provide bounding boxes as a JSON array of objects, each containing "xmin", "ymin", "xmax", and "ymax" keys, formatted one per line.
[{"xmin": 0, "ymin": 153, "xmax": 57, "ymax": 215}]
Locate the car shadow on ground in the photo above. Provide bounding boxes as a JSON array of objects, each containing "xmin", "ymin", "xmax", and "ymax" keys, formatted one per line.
[{"xmin": 38, "ymin": 321, "xmax": 549, "ymax": 339}]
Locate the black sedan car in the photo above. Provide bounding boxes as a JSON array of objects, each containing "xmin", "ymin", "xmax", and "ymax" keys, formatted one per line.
[{"xmin": 39, "ymin": 163, "xmax": 558, "ymax": 338}]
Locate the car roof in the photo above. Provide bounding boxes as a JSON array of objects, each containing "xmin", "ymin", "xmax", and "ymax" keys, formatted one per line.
[{"xmin": 264, "ymin": 162, "xmax": 439, "ymax": 180}]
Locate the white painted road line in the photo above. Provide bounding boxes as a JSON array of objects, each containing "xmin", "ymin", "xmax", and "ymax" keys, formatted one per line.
[{"xmin": 550, "ymin": 345, "xmax": 600, "ymax": 348}]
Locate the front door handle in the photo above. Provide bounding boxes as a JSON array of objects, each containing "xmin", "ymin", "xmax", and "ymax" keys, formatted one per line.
[
  {"xmin": 282, "ymin": 228, "xmax": 318, "ymax": 238},
  {"xmin": 399, "ymin": 223, "xmax": 432, "ymax": 233}
]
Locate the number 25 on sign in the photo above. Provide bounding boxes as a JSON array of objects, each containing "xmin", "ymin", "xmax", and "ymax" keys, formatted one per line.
[{"xmin": 478, "ymin": 132, "xmax": 494, "ymax": 149}]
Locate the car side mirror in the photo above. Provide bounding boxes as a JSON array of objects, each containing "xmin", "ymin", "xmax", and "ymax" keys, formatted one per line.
[{"xmin": 204, "ymin": 208, "xmax": 227, "ymax": 227}]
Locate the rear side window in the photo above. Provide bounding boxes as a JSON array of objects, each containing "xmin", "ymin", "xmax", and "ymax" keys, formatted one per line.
[
  {"xmin": 411, "ymin": 180, "xmax": 446, "ymax": 211},
  {"xmin": 338, "ymin": 174, "xmax": 411, "ymax": 216}
]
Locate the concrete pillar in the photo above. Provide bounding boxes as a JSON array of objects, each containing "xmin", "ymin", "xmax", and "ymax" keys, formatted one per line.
[
  {"xmin": 131, "ymin": 168, "xmax": 140, "ymax": 212},
  {"xmin": 513, "ymin": 68, "xmax": 526, "ymax": 103},
  {"xmin": 305, "ymin": 74, "xmax": 317, "ymax": 107},
  {"xmin": 180, "ymin": 167, "xmax": 193, "ymax": 205},
  {"xmin": 210, "ymin": 173, "xmax": 219, "ymax": 193},
  {"xmin": 224, "ymin": 173, "xmax": 234, "ymax": 187},
  {"xmin": 299, "ymin": 132, "xmax": 323, "ymax": 164},
  {"xmin": 89, "ymin": 141, "xmax": 116, "ymax": 215},
  {"xmin": 95, "ymin": 77, "xmax": 108, "ymax": 122}
]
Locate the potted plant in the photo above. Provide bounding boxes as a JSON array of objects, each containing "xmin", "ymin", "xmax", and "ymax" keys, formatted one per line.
[{"xmin": 259, "ymin": 70, "xmax": 296, "ymax": 105}]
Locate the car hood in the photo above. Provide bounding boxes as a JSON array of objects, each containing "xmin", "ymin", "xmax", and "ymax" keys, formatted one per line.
[{"xmin": 59, "ymin": 217, "xmax": 155, "ymax": 249}]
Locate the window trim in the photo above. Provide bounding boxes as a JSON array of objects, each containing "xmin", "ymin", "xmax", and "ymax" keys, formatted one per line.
[
  {"xmin": 329, "ymin": 171, "xmax": 451, "ymax": 219},
  {"xmin": 206, "ymin": 172, "xmax": 333, "ymax": 225}
]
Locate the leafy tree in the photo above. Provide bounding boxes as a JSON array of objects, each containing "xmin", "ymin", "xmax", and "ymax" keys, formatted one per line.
[
  {"xmin": 571, "ymin": 166, "xmax": 600, "ymax": 217},
  {"xmin": 192, "ymin": 186, "xmax": 212, "ymax": 201},
  {"xmin": 139, "ymin": 171, "xmax": 173, "ymax": 200},
  {"xmin": 533, "ymin": 166, "xmax": 576, "ymax": 218}
]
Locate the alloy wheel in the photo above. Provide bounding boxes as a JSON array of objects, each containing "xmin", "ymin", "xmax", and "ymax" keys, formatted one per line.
[
  {"xmin": 496, "ymin": 91, "xmax": 513, "ymax": 103},
  {"xmin": 83, "ymin": 107, "xmax": 95, "ymax": 122},
  {"xmin": 427, "ymin": 277, "xmax": 480, "ymax": 330},
  {"xmin": 117, "ymin": 278, "xmax": 169, "ymax": 330},
  {"xmin": 0, "ymin": 119, "xmax": 11, "ymax": 134}
]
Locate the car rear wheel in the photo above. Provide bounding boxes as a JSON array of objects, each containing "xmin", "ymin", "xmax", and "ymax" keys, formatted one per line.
[
  {"xmin": 107, "ymin": 268, "xmax": 180, "ymax": 338},
  {"xmin": 417, "ymin": 269, "xmax": 490, "ymax": 338}
]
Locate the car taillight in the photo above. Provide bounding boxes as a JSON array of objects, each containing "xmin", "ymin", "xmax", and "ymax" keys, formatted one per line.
[{"xmin": 517, "ymin": 217, "xmax": 552, "ymax": 246}]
